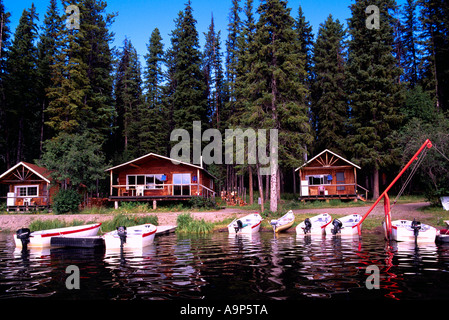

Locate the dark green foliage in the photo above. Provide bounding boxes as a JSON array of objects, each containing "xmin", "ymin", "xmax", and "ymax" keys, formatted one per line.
[
  {"xmin": 346, "ymin": 0, "xmax": 405, "ymax": 197},
  {"xmin": 168, "ymin": 1, "xmax": 208, "ymax": 136},
  {"xmin": 311, "ymin": 15, "xmax": 347, "ymax": 154},
  {"xmin": 53, "ymin": 189, "xmax": 82, "ymax": 214},
  {"xmin": 38, "ymin": 132, "xmax": 107, "ymax": 192},
  {"xmin": 112, "ymin": 38, "xmax": 143, "ymax": 159},
  {"xmin": 4, "ymin": 4, "xmax": 39, "ymax": 164}
]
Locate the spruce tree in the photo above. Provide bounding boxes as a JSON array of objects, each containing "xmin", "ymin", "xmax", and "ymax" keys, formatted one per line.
[
  {"xmin": 203, "ymin": 15, "xmax": 225, "ymax": 129},
  {"xmin": 401, "ymin": 0, "xmax": 419, "ymax": 87},
  {"xmin": 168, "ymin": 1, "xmax": 208, "ymax": 150},
  {"xmin": 311, "ymin": 15, "xmax": 347, "ymax": 154},
  {"xmin": 5, "ymin": 4, "xmax": 39, "ymax": 164},
  {"xmin": 239, "ymin": 0, "xmax": 311, "ymax": 212},
  {"xmin": 419, "ymin": 0, "xmax": 449, "ymax": 112},
  {"xmin": 346, "ymin": 0, "xmax": 405, "ymax": 198},
  {"xmin": 140, "ymin": 27, "xmax": 168, "ymax": 156},
  {"xmin": 113, "ymin": 38, "xmax": 143, "ymax": 159},
  {"xmin": 0, "ymin": 0, "xmax": 11, "ymax": 170},
  {"xmin": 37, "ymin": 0, "xmax": 63, "ymax": 153}
]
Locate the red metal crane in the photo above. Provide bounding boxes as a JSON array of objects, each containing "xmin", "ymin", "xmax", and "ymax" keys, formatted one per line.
[{"xmin": 354, "ymin": 139, "xmax": 433, "ymax": 239}]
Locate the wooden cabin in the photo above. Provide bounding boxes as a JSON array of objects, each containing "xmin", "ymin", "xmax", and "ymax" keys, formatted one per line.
[
  {"xmin": 0, "ymin": 161, "xmax": 58, "ymax": 211},
  {"xmin": 105, "ymin": 153, "xmax": 216, "ymax": 208},
  {"xmin": 295, "ymin": 149, "xmax": 368, "ymax": 201}
]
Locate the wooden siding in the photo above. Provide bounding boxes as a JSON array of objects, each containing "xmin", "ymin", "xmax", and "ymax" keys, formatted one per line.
[{"xmin": 109, "ymin": 156, "xmax": 215, "ymax": 200}]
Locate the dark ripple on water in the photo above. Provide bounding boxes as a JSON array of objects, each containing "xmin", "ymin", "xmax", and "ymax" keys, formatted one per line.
[{"xmin": 1, "ymin": 231, "xmax": 449, "ymax": 300}]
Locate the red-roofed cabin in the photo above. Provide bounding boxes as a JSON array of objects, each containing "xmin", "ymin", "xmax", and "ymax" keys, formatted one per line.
[
  {"xmin": 105, "ymin": 153, "xmax": 216, "ymax": 208},
  {"xmin": 0, "ymin": 162, "xmax": 59, "ymax": 211}
]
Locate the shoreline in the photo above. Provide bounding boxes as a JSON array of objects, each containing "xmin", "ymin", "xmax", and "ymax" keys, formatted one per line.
[{"xmin": 0, "ymin": 202, "xmax": 433, "ymax": 233}]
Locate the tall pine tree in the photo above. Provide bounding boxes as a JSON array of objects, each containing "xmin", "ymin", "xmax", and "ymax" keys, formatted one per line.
[
  {"xmin": 113, "ymin": 38, "xmax": 143, "ymax": 160},
  {"xmin": 238, "ymin": 0, "xmax": 311, "ymax": 212},
  {"xmin": 5, "ymin": 4, "xmax": 39, "ymax": 164},
  {"xmin": 167, "ymin": 1, "xmax": 208, "ymax": 160},
  {"xmin": 346, "ymin": 0, "xmax": 404, "ymax": 198},
  {"xmin": 311, "ymin": 15, "xmax": 347, "ymax": 154},
  {"xmin": 140, "ymin": 27, "xmax": 168, "ymax": 156}
]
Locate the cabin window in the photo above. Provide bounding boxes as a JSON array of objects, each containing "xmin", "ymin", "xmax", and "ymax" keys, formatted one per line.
[
  {"xmin": 15, "ymin": 185, "xmax": 38, "ymax": 197},
  {"xmin": 126, "ymin": 174, "xmax": 164, "ymax": 190},
  {"xmin": 306, "ymin": 175, "xmax": 330, "ymax": 185},
  {"xmin": 173, "ymin": 173, "xmax": 191, "ymax": 196}
]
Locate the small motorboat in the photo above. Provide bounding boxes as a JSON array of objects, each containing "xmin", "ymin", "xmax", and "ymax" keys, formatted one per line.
[
  {"xmin": 103, "ymin": 224, "xmax": 157, "ymax": 249},
  {"xmin": 14, "ymin": 223, "xmax": 102, "ymax": 248},
  {"xmin": 383, "ymin": 219, "xmax": 437, "ymax": 242},
  {"xmin": 326, "ymin": 214, "xmax": 362, "ymax": 236},
  {"xmin": 436, "ymin": 221, "xmax": 449, "ymax": 243},
  {"xmin": 270, "ymin": 210, "xmax": 295, "ymax": 233},
  {"xmin": 228, "ymin": 213, "xmax": 263, "ymax": 234},
  {"xmin": 296, "ymin": 213, "xmax": 332, "ymax": 235},
  {"xmin": 436, "ymin": 229, "xmax": 449, "ymax": 243}
]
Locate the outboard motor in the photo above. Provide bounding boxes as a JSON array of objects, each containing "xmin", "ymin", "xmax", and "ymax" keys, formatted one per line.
[
  {"xmin": 331, "ymin": 219, "xmax": 343, "ymax": 235},
  {"xmin": 16, "ymin": 228, "xmax": 31, "ymax": 249},
  {"xmin": 304, "ymin": 218, "xmax": 312, "ymax": 234},
  {"xmin": 234, "ymin": 220, "xmax": 244, "ymax": 233},
  {"xmin": 117, "ymin": 226, "xmax": 127, "ymax": 246},
  {"xmin": 411, "ymin": 219, "xmax": 421, "ymax": 239}
]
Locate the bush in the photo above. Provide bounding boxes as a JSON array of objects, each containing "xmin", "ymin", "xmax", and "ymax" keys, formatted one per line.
[
  {"xmin": 53, "ymin": 189, "xmax": 82, "ymax": 214},
  {"xmin": 189, "ymin": 196, "xmax": 217, "ymax": 209}
]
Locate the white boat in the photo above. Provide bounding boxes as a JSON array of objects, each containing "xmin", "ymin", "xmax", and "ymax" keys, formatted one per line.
[
  {"xmin": 436, "ymin": 221, "xmax": 449, "ymax": 243},
  {"xmin": 296, "ymin": 213, "xmax": 332, "ymax": 235},
  {"xmin": 383, "ymin": 219, "xmax": 437, "ymax": 242},
  {"xmin": 14, "ymin": 223, "xmax": 102, "ymax": 248},
  {"xmin": 270, "ymin": 210, "xmax": 295, "ymax": 233},
  {"xmin": 103, "ymin": 224, "xmax": 157, "ymax": 249},
  {"xmin": 228, "ymin": 213, "xmax": 263, "ymax": 234},
  {"xmin": 326, "ymin": 214, "xmax": 362, "ymax": 236}
]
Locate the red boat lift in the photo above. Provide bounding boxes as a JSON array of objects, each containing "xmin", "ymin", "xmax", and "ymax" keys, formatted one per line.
[{"xmin": 354, "ymin": 139, "xmax": 433, "ymax": 239}]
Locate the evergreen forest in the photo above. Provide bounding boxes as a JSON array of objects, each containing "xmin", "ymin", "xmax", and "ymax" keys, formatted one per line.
[{"xmin": 0, "ymin": 0, "xmax": 448, "ymax": 211}]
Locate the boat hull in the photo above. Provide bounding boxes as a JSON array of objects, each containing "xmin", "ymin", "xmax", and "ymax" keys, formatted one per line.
[
  {"xmin": 271, "ymin": 210, "xmax": 295, "ymax": 233},
  {"xmin": 228, "ymin": 214, "xmax": 263, "ymax": 234},
  {"xmin": 14, "ymin": 223, "xmax": 102, "ymax": 248},
  {"xmin": 326, "ymin": 214, "xmax": 362, "ymax": 236},
  {"xmin": 104, "ymin": 224, "xmax": 157, "ymax": 249},
  {"xmin": 383, "ymin": 220, "xmax": 437, "ymax": 242},
  {"xmin": 296, "ymin": 213, "xmax": 332, "ymax": 235}
]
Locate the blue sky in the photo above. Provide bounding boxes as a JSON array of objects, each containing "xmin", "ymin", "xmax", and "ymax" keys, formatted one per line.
[{"xmin": 5, "ymin": 0, "xmax": 405, "ymax": 65}]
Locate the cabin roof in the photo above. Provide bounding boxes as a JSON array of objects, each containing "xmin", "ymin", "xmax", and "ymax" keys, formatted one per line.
[
  {"xmin": 105, "ymin": 153, "xmax": 216, "ymax": 179},
  {"xmin": 0, "ymin": 161, "xmax": 53, "ymax": 183},
  {"xmin": 295, "ymin": 149, "xmax": 361, "ymax": 171}
]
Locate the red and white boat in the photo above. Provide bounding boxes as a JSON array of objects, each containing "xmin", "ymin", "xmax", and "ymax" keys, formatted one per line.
[
  {"xmin": 228, "ymin": 213, "xmax": 263, "ymax": 234},
  {"xmin": 14, "ymin": 223, "xmax": 102, "ymax": 248},
  {"xmin": 326, "ymin": 214, "xmax": 362, "ymax": 236},
  {"xmin": 296, "ymin": 213, "xmax": 332, "ymax": 235},
  {"xmin": 383, "ymin": 219, "xmax": 437, "ymax": 242},
  {"xmin": 103, "ymin": 224, "xmax": 157, "ymax": 249}
]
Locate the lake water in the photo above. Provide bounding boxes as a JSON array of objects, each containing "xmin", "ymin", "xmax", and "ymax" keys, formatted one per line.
[{"xmin": 1, "ymin": 231, "xmax": 449, "ymax": 301}]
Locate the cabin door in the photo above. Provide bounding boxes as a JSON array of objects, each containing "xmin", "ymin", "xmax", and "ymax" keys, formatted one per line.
[
  {"xmin": 336, "ymin": 172, "xmax": 345, "ymax": 193},
  {"xmin": 173, "ymin": 173, "xmax": 191, "ymax": 196}
]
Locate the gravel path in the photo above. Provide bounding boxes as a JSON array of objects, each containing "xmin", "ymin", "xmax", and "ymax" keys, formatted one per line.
[{"xmin": 0, "ymin": 202, "xmax": 431, "ymax": 231}]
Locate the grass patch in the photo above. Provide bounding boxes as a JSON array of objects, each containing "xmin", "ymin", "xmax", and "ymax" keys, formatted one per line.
[
  {"xmin": 176, "ymin": 213, "xmax": 213, "ymax": 234},
  {"xmin": 29, "ymin": 219, "xmax": 90, "ymax": 231},
  {"xmin": 100, "ymin": 213, "xmax": 158, "ymax": 233}
]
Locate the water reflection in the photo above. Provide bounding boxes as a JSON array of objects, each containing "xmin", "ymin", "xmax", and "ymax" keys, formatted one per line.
[{"xmin": 1, "ymin": 232, "xmax": 449, "ymax": 300}]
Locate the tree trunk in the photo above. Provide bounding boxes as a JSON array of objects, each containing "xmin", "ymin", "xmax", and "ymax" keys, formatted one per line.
[
  {"xmin": 373, "ymin": 167, "xmax": 380, "ymax": 199},
  {"xmin": 248, "ymin": 165, "xmax": 253, "ymax": 205},
  {"xmin": 256, "ymin": 164, "xmax": 264, "ymax": 213}
]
